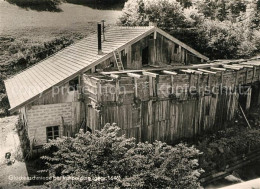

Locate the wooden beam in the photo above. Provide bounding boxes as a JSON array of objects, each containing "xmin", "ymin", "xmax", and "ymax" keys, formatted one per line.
[
  {"xmin": 127, "ymin": 72, "xmax": 143, "ymax": 78},
  {"xmin": 142, "ymin": 71, "xmax": 158, "ymax": 78},
  {"xmin": 90, "ymin": 76, "xmax": 101, "ymax": 81},
  {"xmin": 162, "ymin": 70, "xmax": 178, "ymax": 75},
  {"xmin": 187, "ymin": 69, "xmax": 204, "ymax": 75},
  {"xmin": 230, "ymin": 65, "xmax": 244, "ymax": 69},
  {"xmin": 180, "ymin": 69, "xmax": 193, "ymax": 74},
  {"xmin": 197, "ymin": 69, "xmax": 217, "ymax": 75},
  {"xmin": 240, "ymin": 62, "xmax": 260, "ymax": 66},
  {"xmin": 110, "ymin": 74, "xmax": 120, "ymax": 79},
  {"xmin": 240, "ymin": 65, "xmax": 254, "ymax": 69},
  {"xmin": 210, "ymin": 67, "xmax": 226, "ymax": 71},
  {"xmin": 155, "ymin": 27, "xmax": 209, "ymax": 61},
  {"xmin": 222, "ymin": 65, "xmax": 241, "ymax": 71}
]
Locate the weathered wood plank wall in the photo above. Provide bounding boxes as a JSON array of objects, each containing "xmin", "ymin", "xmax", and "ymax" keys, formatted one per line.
[
  {"xmin": 82, "ymin": 66, "xmax": 260, "ymax": 143},
  {"xmin": 94, "ymin": 32, "xmax": 203, "ymax": 72}
]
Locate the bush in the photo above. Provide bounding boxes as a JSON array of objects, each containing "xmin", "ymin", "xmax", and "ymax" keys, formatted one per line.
[
  {"xmin": 41, "ymin": 124, "xmax": 203, "ymax": 188},
  {"xmin": 197, "ymin": 127, "xmax": 260, "ymax": 172},
  {"xmin": 197, "ymin": 19, "xmax": 259, "ymax": 59}
]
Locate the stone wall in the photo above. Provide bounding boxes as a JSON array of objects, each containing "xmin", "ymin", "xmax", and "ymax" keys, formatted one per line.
[{"xmin": 26, "ymin": 103, "xmax": 72, "ymax": 146}]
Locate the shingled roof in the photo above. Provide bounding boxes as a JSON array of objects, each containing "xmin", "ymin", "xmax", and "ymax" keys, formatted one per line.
[{"xmin": 4, "ymin": 26, "xmax": 209, "ymax": 112}]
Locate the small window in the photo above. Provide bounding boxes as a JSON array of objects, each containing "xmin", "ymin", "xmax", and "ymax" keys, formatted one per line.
[
  {"xmin": 46, "ymin": 126, "xmax": 59, "ymax": 141},
  {"xmin": 174, "ymin": 44, "xmax": 179, "ymax": 54},
  {"xmin": 69, "ymin": 77, "xmax": 79, "ymax": 91}
]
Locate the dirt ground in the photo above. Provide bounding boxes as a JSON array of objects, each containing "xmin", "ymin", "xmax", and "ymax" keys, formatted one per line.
[
  {"xmin": 0, "ymin": 116, "xmax": 27, "ymax": 188},
  {"xmin": 0, "ymin": 116, "xmax": 46, "ymax": 188}
]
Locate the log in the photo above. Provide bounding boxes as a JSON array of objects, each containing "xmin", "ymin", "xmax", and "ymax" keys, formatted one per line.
[
  {"xmin": 110, "ymin": 74, "xmax": 120, "ymax": 79},
  {"xmin": 210, "ymin": 67, "xmax": 226, "ymax": 71},
  {"xmin": 127, "ymin": 73, "xmax": 143, "ymax": 78},
  {"xmin": 197, "ymin": 69, "xmax": 217, "ymax": 75},
  {"xmin": 142, "ymin": 71, "xmax": 158, "ymax": 78},
  {"xmin": 162, "ymin": 70, "xmax": 178, "ymax": 75}
]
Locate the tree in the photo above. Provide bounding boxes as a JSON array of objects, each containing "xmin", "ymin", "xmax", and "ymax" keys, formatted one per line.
[
  {"xmin": 41, "ymin": 124, "xmax": 203, "ymax": 188},
  {"xmin": 119, "ymin": 0, "xmax": 189, "ymax": 31}
]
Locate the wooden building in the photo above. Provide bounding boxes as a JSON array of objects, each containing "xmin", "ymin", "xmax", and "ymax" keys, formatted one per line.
[{"xmin": 4, "ymin": 24, "xmax": 260, "ymax": 147}]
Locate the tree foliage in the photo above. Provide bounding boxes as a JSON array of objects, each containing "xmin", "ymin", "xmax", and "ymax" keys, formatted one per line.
[
  {"xmin": 6, "ymin": 0, "xmax": 64, "ymax": 11},
  {"xmin": 197, "ymin": 127, "xmax": 260, "ymax": 172},
  {"xmin": 119, "ymin": 0, "xmax": 188, "ymax": 30},
  {"xmin": 41, "ymin": 124, "xmax": 203, "ymax": 188},
  {"xmin": 119, "ymin": 0, "xmax": 260, "ymax": 59}
]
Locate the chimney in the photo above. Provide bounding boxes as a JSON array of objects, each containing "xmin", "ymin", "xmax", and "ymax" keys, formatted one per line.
[
  {"xmin": 101, "ymin": 20, "xmax": 105, "ymax": 41},
  {"xmin": 97, "ymin": 23, "xmax": 102, "ymax": 55}
]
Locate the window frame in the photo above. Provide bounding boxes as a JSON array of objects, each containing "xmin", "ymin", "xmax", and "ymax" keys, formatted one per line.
[{"xmin": 46, "ymin": 125, "xmax": 60, "ymax": 142}]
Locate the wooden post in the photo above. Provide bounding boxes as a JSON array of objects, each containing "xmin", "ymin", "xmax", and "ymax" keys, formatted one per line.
[
  {"xmin": 134, "ymin": 78, "xmax": 138, "ymax": 98},
  {"xmin": 96, "ymin": 81, "xmax": 101, "ymax": 102},
  {"xmin": 171, "ymin": 75, "xmax": 174, "ymax": 94},
  {"xmin": 221, "ymin": 72, "xmax": 224, "ymax": 84},
  {"xmin": 207, "ymin": 74, "xmax": 211, "ymax": 87},
  {"xmin": 235, "ymin": 71, "xmax": 239, "ymax": 90},
  {"xmin": 189, "ymin": 74, "xmax": 193, "ymax": 89},
  {"xmin": 115, "ymin": 79, "xmax": 120, "ymax": 102},
  {"xmin": 149, "ymin": 76, "xmax": 153, "ymax": 97},
  {"xmin": 245, "ymin": 68, "xmax": 248, "ymax": 84}
]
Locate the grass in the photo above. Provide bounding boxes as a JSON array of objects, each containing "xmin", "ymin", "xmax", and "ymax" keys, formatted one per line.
[{"xmin": 0, "ymin": 0, "xmax": 122, "ymax": 114}]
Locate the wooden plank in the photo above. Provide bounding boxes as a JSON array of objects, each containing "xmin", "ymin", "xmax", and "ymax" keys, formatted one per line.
[
  {"xmin": 180, "ymin": 69, "xmax": 193, "ymax": 74},
  {"xmin": 240, "ymin": 65, "xmax": 254, "ymax": 69},
  {"xmin": 149, "ymin": 76, "xmax": 153, "ymax": 97},
  {"xmin": 142, "ymin": 71, "xmax": 158, "ymax": 78},
  {"xmin": 127, "ymin": 73, "xmax": 143, "ymax": 78},
  {"xmin": 210, "ymin": 67, "xmax": 226, "ymax": 71},
  {"xmin": 223, "ymin": 65, "xmax": 241, "ymax": 71},
  {"xmin": 171, "ymin": 75, "xmax": 174, "ymax": 93},
  {"xmin": 110, "ymin": 74, "xmax": 121, "ymax": 79},
  {"xmin": 187, "ymin": 69, "xmax": 204, "ymax": 74},
  {"xmin": 134, "ymin": 78, "xmax": 138, "ymax": 98},
  {"xmin": 155, "ymin": 27, "xmax": 209, "ymax": 61},
  {"xmin": 162, "ymin": 70, "xmax": 178, "ymax": 75},
  {"xmin": 197, "ymin": 69, "xmax": 217, "ymax": 75}
]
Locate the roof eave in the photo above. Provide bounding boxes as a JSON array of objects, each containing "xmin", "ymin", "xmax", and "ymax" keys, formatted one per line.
[{"xmin": 155, "ymin": 28, "xmax": 209, "ymax": 61}]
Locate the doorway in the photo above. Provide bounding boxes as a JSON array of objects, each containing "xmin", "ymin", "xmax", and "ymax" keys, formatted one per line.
[{"xmin": 142, "ymin": 46, "xmax": 149, "ymax": 66}]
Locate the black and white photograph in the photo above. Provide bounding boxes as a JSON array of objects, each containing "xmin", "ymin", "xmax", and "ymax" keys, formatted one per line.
[{"xmin": 0, "ymin": 0, "xmax": 260, "ymax": 188}]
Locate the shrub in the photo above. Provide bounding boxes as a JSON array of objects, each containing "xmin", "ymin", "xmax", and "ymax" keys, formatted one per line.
[
  {"xmin": 41, "ymin": 124, "xmax": 203, "ymax": 188},
  {"xmin": 196, "ymin": 19, "xmax": 259, "ymax": 59},
  {"xmin": 197, "ymin": 127, "xmax": 260, "ymax": 172}
]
